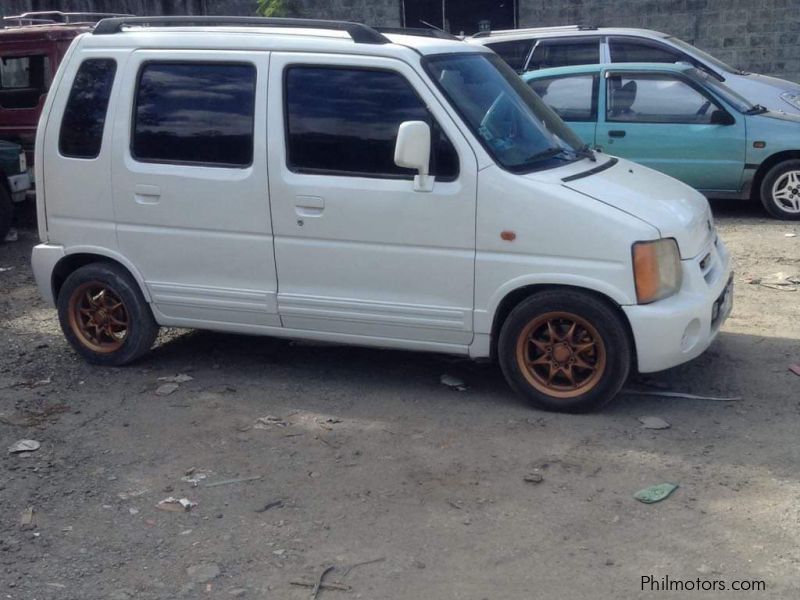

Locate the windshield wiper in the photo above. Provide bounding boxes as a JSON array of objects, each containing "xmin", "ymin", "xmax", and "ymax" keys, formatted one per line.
[
  {"xmin": 577, "ymin": 143, "xmax": 597, "ymax": 162},
  {"xmin": 523, "ymin": 146, "xmax": 570, "ymax": 163},
  {"xmin": 745, "ymin": 104, "xmax": 768, "ymax": 114}
]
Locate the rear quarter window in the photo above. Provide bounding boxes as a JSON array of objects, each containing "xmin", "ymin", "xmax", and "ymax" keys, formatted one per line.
[{"xmin": 59, "ymin": 58, "xmax": 117, "ymax": 159}]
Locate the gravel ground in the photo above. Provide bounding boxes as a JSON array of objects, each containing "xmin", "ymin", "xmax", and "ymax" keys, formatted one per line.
[{"xmin": 1, "ymin": 200, "xmax": 799, "ymax": 599}]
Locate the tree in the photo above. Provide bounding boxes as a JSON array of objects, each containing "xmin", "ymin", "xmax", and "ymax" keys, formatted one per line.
[{"xmin": 256, "ymin": 0, "xmax": 301, "ymax": 18}]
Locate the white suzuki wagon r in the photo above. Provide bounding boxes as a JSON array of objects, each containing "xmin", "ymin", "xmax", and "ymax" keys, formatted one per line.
[{"xmin": 32, "ymin": 17, "xmax": 732, "ymax": 412}]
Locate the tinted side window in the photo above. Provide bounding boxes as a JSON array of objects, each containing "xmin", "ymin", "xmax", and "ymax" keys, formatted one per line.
[
  {"xmin": 59, "ymin": 58, "xmax": 116, "ymax": 159},
  {"xmin": 529, "ymin": 39, "xmax": 600, "ymax": 70},
  {"xmin": 486, "ymin": 39, "xmax": 535, "ymax": 73},
  {"xmin": 609, "ymin": 39, "xmax": 682, "ymax": 64},
  {"xmin": 528, "ymin": 75, "xmax": 597, "ymax": 122},
  {"xmin": 607, "ymin": 73, "xmax": 721, "ymax": 124},
  {"xmin": 133, "ymin": 62, "xmax": 256, "ymax": 167},
  {"xmin": 285, "ymin": 66, "xmax": 458, "ymax": 180}
]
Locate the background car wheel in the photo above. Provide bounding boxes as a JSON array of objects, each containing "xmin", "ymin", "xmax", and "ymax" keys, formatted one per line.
[
  {"xmin": 57, "ymin": 262, "xmax": 159, "ymax": 366},
  {"xmin": 0, "ymin": 185, "xmax": 12, "ymax": 242},
  {"xmin": 498, "ymin": 289, "xmax": 631, "ymax": 413},
  {"xmin": 760, "ymin": 159, "xmax": 800, "ymax": 220}
]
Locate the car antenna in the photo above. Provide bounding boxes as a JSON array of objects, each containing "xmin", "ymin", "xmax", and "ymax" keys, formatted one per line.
[{"xmin": 419, "ymin": 19, "xmax": 446, "ymax": 33}]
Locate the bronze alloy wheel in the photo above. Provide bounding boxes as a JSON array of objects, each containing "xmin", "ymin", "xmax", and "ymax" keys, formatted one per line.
[
  {"xmin": 514, "ymin": 311, "xmax": 607, "ymax": 399},
  {"xmin": 67, "ymin": 281, "xmax": 129, "ymax": 353}
]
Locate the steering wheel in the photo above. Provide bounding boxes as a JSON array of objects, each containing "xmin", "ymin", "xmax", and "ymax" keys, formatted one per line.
[{"xmin": 696, "ymin": 100, "xmax": 712, "ymax": 116}]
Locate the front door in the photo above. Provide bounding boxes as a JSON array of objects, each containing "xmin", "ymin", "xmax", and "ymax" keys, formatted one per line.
[
  {"xmin": 597, "ymin": 70, "xmax": 745, "ymax": 192},
  {"xmin": 267, "ymin": 53, "xmax": 477, "ymax": 347},
  {"xmin": 526, "ymin": 73, "xmax": 598, "ymax": 148},
  {"xmin": 111, "ymin": 50, "xmax": 280, "ymax": 328}
]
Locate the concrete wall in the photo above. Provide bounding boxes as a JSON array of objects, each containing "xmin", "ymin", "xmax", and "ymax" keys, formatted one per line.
[{"xmin": 519, "ymin": 0, "xmax": 800, "ymax": 84}]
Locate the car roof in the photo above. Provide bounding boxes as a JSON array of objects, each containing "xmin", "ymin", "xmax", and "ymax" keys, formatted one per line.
[
  {"xmin": 469, "ymin": 27, "xmax": 668, "ymax": 44},
  {"xmin": 0, "ymin": 24, "xmax": 90, "ymax": 41},
  {"xmin": 522, "ymin": 62, "xmax": 696, "ymax": 79},
  {"xmin": 73, "ymin": 24, "xmax": 486, "ymax": 58}
]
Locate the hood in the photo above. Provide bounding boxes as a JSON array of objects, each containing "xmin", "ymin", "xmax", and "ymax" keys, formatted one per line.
[
  {"xmin": 739, "ymin": 71, "xmax": 800, "ymax": 91},
  {"xmin": 557, "ymin": 157, "xmax": 713, "ymax": 259},
  {"xmin": 725, "ymin": 71, "xmax": 800, "ymax": 114},
  {"xmin": 755, "ymin": 110, "xmax": 800, "ymax": 124}
]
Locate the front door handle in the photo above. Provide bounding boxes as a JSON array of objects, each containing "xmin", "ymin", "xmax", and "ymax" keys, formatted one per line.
[
  {"xmin": 608, "ymin": 130, "xmax": 626, "ymax": 138},
  {"xmin": 134, "ymin": 184, "xmax": 161, "ymax": 205},
  {"xmin": 294, "ymin": 195, "xmax": 324, "ymax": 217}
]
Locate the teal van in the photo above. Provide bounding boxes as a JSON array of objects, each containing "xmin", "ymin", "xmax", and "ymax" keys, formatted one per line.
[{"xmin": 523, "ymin": 63, "xmax": 800, "ymax": 220}]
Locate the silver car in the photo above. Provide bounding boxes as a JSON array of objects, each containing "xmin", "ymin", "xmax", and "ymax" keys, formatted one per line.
[{"xmin": 468, "ymin": 26, "xmax": 800, "ymax": 115}]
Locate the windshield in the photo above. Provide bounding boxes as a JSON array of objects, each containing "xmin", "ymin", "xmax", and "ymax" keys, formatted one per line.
[
  {"xmin": 688, "ymin": 68, "xmax": 754, "ymax": 113},
  {"xmin": 424, "ymin": 53, "xmax": 587, "ymax": 173},
  {"xmin": 665, "ymin": 36, "xmax": 738, "ymax": 74}
]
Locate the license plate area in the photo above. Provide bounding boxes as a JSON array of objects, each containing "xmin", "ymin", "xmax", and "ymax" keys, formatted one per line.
[{"xmin": 711, "ymin": 275, "xmax": 734, "ymax": 326}]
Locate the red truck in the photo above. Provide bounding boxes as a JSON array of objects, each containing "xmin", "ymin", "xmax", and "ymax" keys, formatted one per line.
[{"xmin": 0, "ymin": 11, "xmax": 125, "ymax": 164}]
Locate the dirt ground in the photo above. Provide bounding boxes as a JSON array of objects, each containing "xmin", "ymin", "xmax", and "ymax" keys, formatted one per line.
[{"xmin": 1, "ymin": 200, "xmax": 799, "ymax": 600}]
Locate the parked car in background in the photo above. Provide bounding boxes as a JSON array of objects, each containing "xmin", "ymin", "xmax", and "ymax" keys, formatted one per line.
[
  {"xmin": 468, "ymin": 26, "xmax": 800, "ymax": 115},
  {"xmin": 31, "ymin": 17, "xmax": 732, "ymax": 413},
  {"xmin": 0, "ymin": 138, "xmax": 31, "ymax": 239},
  {"xmin": 524, "ymin": 63, "xmax": 800, "ymax": 220}
]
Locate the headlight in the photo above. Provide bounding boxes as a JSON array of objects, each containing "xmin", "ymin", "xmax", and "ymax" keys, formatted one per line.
[
  {"xmin": 19, "ymin": 151, "xmax": 26, "ymax": 173},
  {"xmin": 632, "ymin": 239, "xmax": 682, "ymax": 304},
  {"xmin": 780, "ymin": 91, "xmax": 800, "ymax": 111}
]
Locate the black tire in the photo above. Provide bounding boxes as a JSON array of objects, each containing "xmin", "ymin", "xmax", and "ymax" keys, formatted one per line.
[
  {"xmin": 759, "ymin": 159, "xmax": 800, "ymax": 220},
  {"xmin": 57, "ymin": 262, "xmax": 159, "ymax": 366},
  {"xmin": 0, "ymin": 185, "xmax": 12, "ymax": 242},
  {"xmin": 498, "ymin": 289, "xmax": 631, "ymax": 413}
]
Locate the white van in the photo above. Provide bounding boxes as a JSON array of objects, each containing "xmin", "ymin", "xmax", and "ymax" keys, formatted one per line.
[{"xmin": 32, "ymin": 17, "xmax": 732, "ymax": 412}]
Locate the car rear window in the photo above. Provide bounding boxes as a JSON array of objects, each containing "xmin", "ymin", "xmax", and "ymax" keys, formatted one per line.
[
  {"xmin": 486, "ymin": 39, "xmax": 535, "ymax": 72},
  {"xmin": 59, "ymin": 58, "xmax": 117, "ymax": 159},
  {"xmin": 132, "ymin": 62, "xmax": 256, "ymax": 167}
]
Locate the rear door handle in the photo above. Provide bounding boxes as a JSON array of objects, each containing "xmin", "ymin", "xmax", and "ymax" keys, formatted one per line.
[
  {"xmin": 134, "ymin": 184, "xmax": 161, "ymax": 205},
  {"xmin": 608, "ymin": 130, "xmax": 626, "ymax": 138},
  {"xmin": 294, "ymin": 195, "xmax": 324, "ymax": 217}
]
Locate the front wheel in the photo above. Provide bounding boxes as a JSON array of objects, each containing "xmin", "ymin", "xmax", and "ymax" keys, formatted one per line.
[
  {"xmin": 57, "ymin": 262, "xmax": 159, "ymax": 366},
  {"xmin": 759, "ymin": 160, "xmax": 800, "ymax": 220},
  {"xmin": 498, "ymin": 290, "xmax": 631, "ymax": 412}
]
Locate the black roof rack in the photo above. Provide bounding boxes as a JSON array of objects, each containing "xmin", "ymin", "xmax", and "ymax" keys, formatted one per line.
[
  {"xmin": 375, "ymin": 27, "xmax": 459, "ymax": 41},
  {"xmin": 93, "ymin": 16, "xmax": 390, "ymax": 44}
]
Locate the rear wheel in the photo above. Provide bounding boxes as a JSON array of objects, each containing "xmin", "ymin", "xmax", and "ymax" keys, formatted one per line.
[
  {"xmin": 57, "ymin": 263, "xmax": 159, "ymax": 365},
  {"xmin": 759, "ymin": 159, "xmax": 800, "ymax": 220},
  {"xmin": 0, "ymin": 185, "xmax": 12, "ymax": 242},
  {"xmin": 498, "ymin": 290, "xmax": 631, "ymax": 412}
]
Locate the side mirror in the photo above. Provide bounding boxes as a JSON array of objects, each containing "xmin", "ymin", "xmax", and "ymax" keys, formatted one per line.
[
  {"xmin": 394, "ymin": 120, "xmax": 433, "ymax": 192},
  {"xmin": 710, "ymin": 109, "xmax": 735, "ymax": 126}
]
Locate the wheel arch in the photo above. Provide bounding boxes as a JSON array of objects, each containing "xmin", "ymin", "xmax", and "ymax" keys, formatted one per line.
[
  {"xmin": 489, "ymin": 283, "xmax": 638, "ymax": 370},
  {"xmin": 751, "ymin": 150, "xmax": 800, "ymax": 200},
  {"xmin": 51, "ymin": 250, "xmax": 151, "ymax": 304}
]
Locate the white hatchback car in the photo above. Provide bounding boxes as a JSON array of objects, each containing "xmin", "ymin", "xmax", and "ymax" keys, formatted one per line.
[
  {"xmin": 468, "ymin": 26, "xmax": 800, "ymax": 115},
  {"xmin": 32, "ymin": 17, "xmax": 732, "ymax": 412}
]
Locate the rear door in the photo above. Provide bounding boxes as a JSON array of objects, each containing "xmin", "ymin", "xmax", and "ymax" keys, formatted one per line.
[
  {"xmin": 526, "ymin": 73, "xmax": 598, "ymax": 147},
  {"xmin": 267, "ymin": 53, "xmax": 478, "ymax": 346},
  {"xmin": 597, "ymin": 69, "xmax": 745, "ymax": 192},
  {"xmin": 111, "ymin": 50, "xmax": 280, "ymax": 329}
]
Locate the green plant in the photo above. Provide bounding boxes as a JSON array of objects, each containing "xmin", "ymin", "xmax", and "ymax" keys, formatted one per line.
[{"xmin": 256, "ymin": 0, "xmax": 300, "ymax": 18}]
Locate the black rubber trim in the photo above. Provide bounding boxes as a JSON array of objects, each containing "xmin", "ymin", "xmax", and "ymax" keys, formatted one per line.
[
  {"xmin": 93, "ymin": 16, "xmax": 390, "ymax": 44},
  {"xmin": 561, "ymin": 157, "xmax": 618, "ymax": 182}
]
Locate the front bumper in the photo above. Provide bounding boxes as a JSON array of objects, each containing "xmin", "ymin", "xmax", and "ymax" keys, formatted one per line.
[
  {"xmin": 7, "ymin": 170, "xmax": 32, "ymax": 202},
  {"xmin": 623, "ymin": 236, "xmax": 732, "ymax": 373},
  {"xmin": 31, "ymin": 243, "xmax": 66, "ymax": 308}
]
